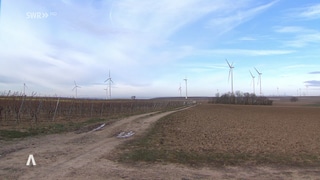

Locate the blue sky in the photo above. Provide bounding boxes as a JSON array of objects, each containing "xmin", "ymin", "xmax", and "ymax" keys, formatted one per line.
[{"xmin": 0, "ymin": 0, "xmax": 320, "ymax": 98}]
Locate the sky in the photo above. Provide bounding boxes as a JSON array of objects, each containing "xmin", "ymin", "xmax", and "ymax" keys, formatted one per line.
[{"xmin": 0, "ymin": 0, "xmax": 320, "ymax": 99}]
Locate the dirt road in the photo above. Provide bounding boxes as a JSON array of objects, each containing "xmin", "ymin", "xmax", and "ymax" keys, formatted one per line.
[{"xmin": 1, "ymin": 107, "xmax": 319, "ymax": 179}]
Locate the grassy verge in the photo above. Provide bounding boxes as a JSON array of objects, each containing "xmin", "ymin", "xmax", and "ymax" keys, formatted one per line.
[
  {"xmin": 305, "ymin": 102, "xmax": 320, "ymax": 107},
  {"xmin": 0, "ymin": 106, "xmax": 184, "ymax": 140},
  {"xmin": 0, "ymin": 118, "xmax": 107, "ymax": 140}
]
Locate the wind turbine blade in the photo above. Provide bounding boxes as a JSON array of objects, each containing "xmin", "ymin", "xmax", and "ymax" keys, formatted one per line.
[
  {"xmin": 228, "ymin": 69, "xmax": 231, "ymax": 82},
  {"xmin": 225, "ymin": 59, "xmax": 232, "ymax": 68},
  {"xmin": 254, "ymin": 67, "xmax": 261, "ymax": 74},
  {"xmin": 249, "ymin": 70, "xmax": 254, "ymax": 78}
]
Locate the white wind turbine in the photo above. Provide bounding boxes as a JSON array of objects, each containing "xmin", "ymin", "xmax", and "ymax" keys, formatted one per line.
[
  {"xmin": 254, "ymin": 67, "xmax": 262, "ymax": 96},
  {"xmin": 178, "ymin": 83, "xmax": 182, "ymax": 97},
  {"xmin": 23, "ymin": 82, "xmax": 28, "ymax": 96},
  {"xmin": 183, "ymin": 78, "xmax": 188, "ymax": 99},
  {"xmin": 104, "ymin": 70, "xmax": 114, "ymax": 99},
  {"xmin": 249, "ymin": 70, "xmax": 255, "ymax": 94},
  {"xmin": 226, "ymin": 59, "xmax": 234, "ymax": 94},
  {"xmin": 72, "ymin": 81, "xmax": 81, "ymax": 98}
]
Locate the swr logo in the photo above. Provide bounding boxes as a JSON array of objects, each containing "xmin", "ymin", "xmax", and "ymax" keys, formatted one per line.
[{"xmin": 26, "ymin": 12, "xmax": 49, "ymax": 19}]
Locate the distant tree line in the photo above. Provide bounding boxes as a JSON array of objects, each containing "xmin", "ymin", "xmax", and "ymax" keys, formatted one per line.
[{"xmin": 210, "ymin": 91, "xmax": 273, "ymax": 105}]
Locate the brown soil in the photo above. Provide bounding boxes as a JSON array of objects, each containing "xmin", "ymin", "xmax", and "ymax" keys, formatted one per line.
[
  {"xmin": 146, "ymin": 105, "xmax": 320, "ymax": 157},
  {"xmin": 1, "ymin": 105, "xmax": 320, "ymax": 179}
]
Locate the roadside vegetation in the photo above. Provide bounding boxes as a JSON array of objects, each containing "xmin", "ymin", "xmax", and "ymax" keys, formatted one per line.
[
  {"xmin": 211, "ymin": 91, "xmax": 273, "ymax": 105},
  {"xmin": 0, "ymin": 117, "xmax": 107, "ymax": 140}
]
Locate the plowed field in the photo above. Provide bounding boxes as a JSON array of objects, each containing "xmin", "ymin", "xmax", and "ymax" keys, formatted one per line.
[
  {"xmin": 119, "ymin": 104, "xmax": 320, "ymax": 166},
  {"xmin": 2, "ymin": 104, "xmax": 320, "ymax": 179}
]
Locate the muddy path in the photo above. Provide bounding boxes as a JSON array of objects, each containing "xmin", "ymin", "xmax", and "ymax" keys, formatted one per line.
[{"xmin": 1, "ymin": 106, "xmax": 319, "ymax": 180}]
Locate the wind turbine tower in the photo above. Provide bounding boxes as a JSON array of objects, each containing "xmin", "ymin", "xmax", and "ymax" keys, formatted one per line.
[
  {"xmin": 226, "ymin": 59, "xmax": 234, "ymax": 94},
  {"xmin": 178, "ymin": 83, "xmax": 182, "ymax": 97},
  {"xmin": 183, "ymin": 78, "xmax": 188, "ymax": 99},
  {"xmin": 104, "ymin": 70, "xmax": 114, "ymax": 99},
  {"xmin": 23, "ymin": 83, "xmax": 28, "ymax": 96},
  {"xmin": 72, "ymin": 81, "xmax": 81, "ymax": 98},
  {"xmin": 254, "ymin": 67, "xmax": 262, "ymax": 96},
  {"xmin": 249, "ymin": 70, "xmax": 255, "ymax": 94},
  {"xmin": 104, "ymin": 88, "xmax": 108, "ymax": 100}
]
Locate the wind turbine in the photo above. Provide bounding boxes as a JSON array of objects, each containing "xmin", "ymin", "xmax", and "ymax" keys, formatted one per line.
[
  {"xmin": 249, "ymin": 70, "xmax": 255, "ymax": 94},
  {"xmin": 226, "ymin": 59, "xmax": 234, "ymax": 94},
  {"xmin": 178, "ymin": 83, "xmax": 182, "ymax": 97},
  {"xmin": 72, "ymin": 81, "xmax": 80, "ymax": 98},
  {"xmin": 183, "ymin": 78, "xmax": 188, "ymax": 99},
  {"xmin": 23, "ymin": 83, "xmax": 28, "ymax": 96},
  {"xmin": 104, "ymin": 70, "xmax": 114, "ymax": 99},
  {"xmin": 254, "ymin": 67, "xmax": 262, "ymax": 96}
]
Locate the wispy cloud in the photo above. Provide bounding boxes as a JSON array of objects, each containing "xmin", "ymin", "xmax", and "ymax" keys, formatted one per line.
[
  {"xmin": 309, "ymin": 71, "xmax": 320, "ymax": 74},
  {"xmin": 304, "ymin": 80, "xmax": 320, "ymax": 87},
  {"xmin": 285, "ymin": 3, "xmax": 320, "ymax": 20},
  {"xmin": 1, "ymin": 0, "xmax": 316, "ymax": 97},
  {"xmin": 287, "ymin": 32, "xmax": 320, "ymax": 48},
  {"xmin": 277, "ymin": 4, "xmax": 320, "ymax": 48},
  {"xmin": 205, "ymin": 1, "xmax": 278, "ymax": 35},
  {"xmin": 283, "ymin": 64, "xmax": 312, "ymax": 69},
  {"xmin": 298, "ymin": 3, "xmax": 320, "ymax": 19},
  {"xmin": 198, "ymin": 49, "xmax": 294, "ymax": 56},
  {"xmin": 274, "ymin": 26, "xmax": 313, "ymax": 33},
  {"xmin": 238, "ymin": 36, "xmax": 257, "ymax": 41},
  {"xmin": 274, "ymin": 26, "xmax": 320, "ymax": 48}
]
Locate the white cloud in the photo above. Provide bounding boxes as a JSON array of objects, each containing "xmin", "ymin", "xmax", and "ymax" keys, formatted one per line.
[
  {"xmin": 299, "ymin": 4, "xmax": 320, "ymax": 19},
  {"xmin": 285, "ymin": 3, "xmax": 320, "ymax": 20},
  {"xmin": 2, "ymin": 0, "xmax": 312, "ymax": 97},
  {"xmin": 274, "ymin": 26, "xmax": 320, "ymax": 48},
  {"xmin": 238, "ymin": 37, "xmax": 257, "ymax": 41},
  {"xmin": 274, "ymin": 26, "xmax": 312, "ymax": 33},
  {"xmin": 286, "ymin": 32, "xmax": 320, "ymax": 48},
  {"xmin": 198, "ymin": 49, "xmax": 294, "ymax": 56},
  {"xmin": 205, "ymin": 1, "xmax": 278, "ymax": 34}
]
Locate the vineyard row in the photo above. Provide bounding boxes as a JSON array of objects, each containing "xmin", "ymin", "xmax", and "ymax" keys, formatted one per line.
[{"xmin": 0, "ymin": 96, "xmax": 187, "ymax": 126}]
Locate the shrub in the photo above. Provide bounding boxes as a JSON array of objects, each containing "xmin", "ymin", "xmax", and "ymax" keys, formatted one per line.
[
  {"xmin": 290, "ymin": 97, "xmax": 298, "ymax": 102},
  {"xmin": 213, "ymin": 92, "xmax": 272, "ymax": 105}
]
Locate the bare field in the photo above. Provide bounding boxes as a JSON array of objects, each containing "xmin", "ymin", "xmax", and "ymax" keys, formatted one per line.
[
  {"xmin": 118, "ymin": 104, "xmax": 320, "ymax": 166},
  {"xmin": 1, "ymin": 103, "xmax": 320, "ymax": 179}
]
